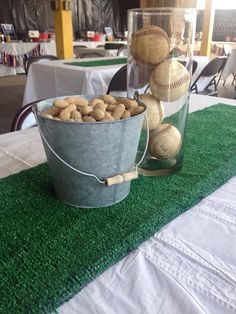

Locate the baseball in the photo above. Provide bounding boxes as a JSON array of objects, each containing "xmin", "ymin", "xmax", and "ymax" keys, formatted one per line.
[
  {"xmin": 130, "ymin": 25, "xmax": 170, "ymax": 66},
  {"xmin": 139, "ymin": 93, "xmax": 164, "ymax": 130},
  {"xmin": 149, "ymin": 123, "xmax": 181, "ymax": 160},
  {"xmin": 149, "ymin": 59, "xmax": 190, "ymax": 102}
]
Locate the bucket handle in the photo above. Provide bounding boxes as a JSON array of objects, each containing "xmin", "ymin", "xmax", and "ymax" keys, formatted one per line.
[{"xmin": 33, "ymin": 95, "xmax": 149, "ymax": 186}]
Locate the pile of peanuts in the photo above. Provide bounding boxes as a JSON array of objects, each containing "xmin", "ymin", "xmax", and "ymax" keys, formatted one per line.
[{"xmin": 41, "ymin": 95, "xmax": 145, "ymax": 122}]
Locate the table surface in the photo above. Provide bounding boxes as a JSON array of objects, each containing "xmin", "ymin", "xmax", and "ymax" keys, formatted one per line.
[
  {"xmin": 73, "ymin": 41, "xmax": 127, "ymax": 49},
  {"xmin": 0, "ymin": 41, "xmax": 57, "ymax": 77},
  {"xmin": 1, "ymin": 94, "xmax": 236, "ymax": 313},
  {"xmin": 73, "ymin": 47, "xmax": 119, "ymax": 59},
  {"xmin": 22, "ymin": 57, "xmax": 127, "ymax": 106},
  {"xmin": 22, "ymin": 56, "xmax": 210, "ymax": 107}
]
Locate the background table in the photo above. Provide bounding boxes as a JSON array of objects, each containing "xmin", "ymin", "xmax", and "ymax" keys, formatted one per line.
[
  {"xmin": 22, "ymin": 56, "xmax": 209, "ymax": 107},
  {"xmin": 73, "ymin": 47, "xmax": 119, "ymax": 58},
  {"xmin": 1, "ymin": 94, "xmax": 236, "ymax": 313},
  {"xmin": 22, "ymin": 57, "xmax": 126, "ymax": 106},
  {"xmin": 73, "ymin": 41, "xmax": 127, "ymax": 49},
  {"xmin": 0, "ymin": 41, "xmax": 57, "ymax": 76}
]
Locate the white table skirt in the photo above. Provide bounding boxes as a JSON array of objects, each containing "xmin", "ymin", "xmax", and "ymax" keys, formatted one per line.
[
  {"xmin": 73, "ymin": 47, "xmax": 118, "ymax": 58},
  {"xmin": 73, "ymin": 41, "xmax": 127, "ymax": 49},
  {"xmin": 22, "ymin": 57, "xmax": 126, "ymax": 106},
  {"xmin": 22, "ymin": 56, "xmax": 209, "ymax": 107},
  {"xmin": 221, "ymin": 49, "xmax": 236, "ymax": 81},
  {"xmin": 0, "ymin": 41, "xmax": 57, "ymax": 76},
  {"xmin": 1, "ymin": 94, "xmax": 236, "ymax": 313}
]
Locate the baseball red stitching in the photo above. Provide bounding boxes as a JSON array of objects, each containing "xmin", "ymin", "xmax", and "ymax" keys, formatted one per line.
[
  {"xmin": 152, "ymin": 73, "xmax": 190, "ymax": 90},
  {"xmin": 156, "ymin": 101, "xmax": 163, "ymax": 122},
  {"xmin": 133, "ymin": 28, "xmax": 170, "ymax": 43},
  {"xmin": 151, "ymin": 124, "xmax": 172, "ymax": 138},
  {"xmin": 131, "ymin": 27, "xmax": 170, "ymax": 65}
]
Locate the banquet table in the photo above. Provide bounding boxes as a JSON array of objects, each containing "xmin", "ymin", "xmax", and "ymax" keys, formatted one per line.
[
  {"xmin": 22, "ymin": 56, "xmax": 209, "ymax": 107},
  {"xmin": 73, "ymin": 47, "xmax": 118, "ymax": 58},
  {"xmin": 0, "ymin": 41, "xmax": 57, "ymax": 77},
  {"xmin": 22, "ymin": 57, "xmax": 127, "ymax": 106},
  {"xmin": 1, "ymin": 94, "xmax": 236, "ymax": 313},
  {"xmin": 73, "ymin": 40, "xmax": 127, "ymax": 49},
  {"xmin": 221, "ymin": 49, "xmax": 236, "ymax": 82}
]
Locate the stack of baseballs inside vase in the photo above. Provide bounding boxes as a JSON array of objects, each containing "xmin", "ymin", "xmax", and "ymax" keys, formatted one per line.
[{"xmin": 130, "ymin": 25, "xmax": 190, "ymax": 160}]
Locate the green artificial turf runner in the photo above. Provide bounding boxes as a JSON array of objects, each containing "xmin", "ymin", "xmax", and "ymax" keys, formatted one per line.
[
  {"xmin": 1, "ymin": 103, "xmax": 236, "ymax": 313},
  {"xmin": 64, "ymin": 57, "xmax": 127, "ymax": 67}
]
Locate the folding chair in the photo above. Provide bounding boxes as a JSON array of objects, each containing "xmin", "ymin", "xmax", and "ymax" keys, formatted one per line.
[
  {"xmin": 24, "ymin": 55, "xmax": 58, "ymax": 75},
  {"xmin": 117, "ymin": 45, "xmax": 128, "ymax": 57},
  {"xmin": 73, "ymin": 45, "xmax": 87, "ymax": 58},
  {"xmin": 78, "ymin": 52, "xmax": 105, "ymax": 58},
  {"xmin": 191, "ymin": 57, "xmax": 227, "ymax": 95},
  {"xmin": 106, "ymin": 65, "xmax": 127, "ymax": 94},
  {"xmin": 10, "ymin": 102, "xmax": 39, "ymax": 132}
]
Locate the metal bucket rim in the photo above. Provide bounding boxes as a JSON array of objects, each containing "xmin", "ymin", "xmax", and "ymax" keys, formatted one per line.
[{"xmin": 33, "ymin": 94, "xmax": 147, "ymax": 125}]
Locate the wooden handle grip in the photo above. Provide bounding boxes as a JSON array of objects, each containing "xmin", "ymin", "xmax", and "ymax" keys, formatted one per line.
[
  {"xmin": 122, "ymin": 171, "xmax": 138, "ymax": 182},
  {"xmin": 106, "ymin": 171, "xmax": 138, "ymax": 186}
]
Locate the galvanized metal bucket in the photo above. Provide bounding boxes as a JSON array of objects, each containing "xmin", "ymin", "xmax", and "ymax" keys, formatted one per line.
[{"xmin": 33, "ymin": 95, "xmax": 147, "ymax": 208}]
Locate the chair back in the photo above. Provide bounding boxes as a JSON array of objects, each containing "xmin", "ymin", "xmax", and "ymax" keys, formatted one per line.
[
  {"xmin": 105, "ymin": 43, "xmax": 126, "ymax": 50},
  {"xmin": 10, "ymin": 102, "xmax": 38, "ymax": 132},
  {"xmin": 200, "ymin": 57, "xmax": 226, "ymax": 77},
  {"xmin": 73, "ymin": 45, "xmax": 87, "ymax": 58},
  {"xmin": 191, "ymin": 57, "xmax": 227, "ymax": 94},
  {"xmin": 24, "ymin": 55, "xmax": 58, "ymax": 75},
  {"xmin": 78, "ymin": 52, "xmax": 105, "ymax": 58},
  {"xmin": 106, "ymin": 65, "xmax": 127, "ymax": 94},
  {"xmin": 117, "ymin": 45, "xmax": 128, "ymax": 56}
]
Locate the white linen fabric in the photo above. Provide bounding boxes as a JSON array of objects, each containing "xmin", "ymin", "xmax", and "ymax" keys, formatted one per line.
[
  {"xmin": 73, "ymin": 47, "xmax": 118, "ymax": 58},
  {"xmin": 0, "ymin": 41, "xmax": 57, "ymax": 77},
  {"xmin": 22, "ymin": 56, "xmax": 209, "ymax": 107},
  {"xmin": 73, "ymin": 41, "xmax": 127, "ymax": 49},
  {"xmin": 22, "ymin": 58, "xmax": 126, "ymax": 106},
  {"xmin": 0, "ymin": 42, "xmax": 40, "ymax": 56},
  {"xmin": 0, "ymin": 128, "xmax": 46, "ymax": 178},
  {"xmin": 1, "ymin": 95, "xmax": 236, "ymax": 313}
]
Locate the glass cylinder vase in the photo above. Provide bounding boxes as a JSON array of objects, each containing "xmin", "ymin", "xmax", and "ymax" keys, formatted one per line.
[{"xmin": 127, "ymin": 8, "xmax": 197, "ymax": 175}]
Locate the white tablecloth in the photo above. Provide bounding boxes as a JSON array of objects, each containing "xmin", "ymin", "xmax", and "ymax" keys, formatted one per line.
[
  {"xmin": 73, "ymin": 41, "xmax": 127, "ymax": 49},
  {"xmin": 1, "ymin": 94, "xmax": 236, "ymax": 313},
  {"xmin": 22, "ymin": 57, "xmax": 126, "ymax": 106},
  {"xmin": 221, "ymin": 49, "xmax": 236, "ymax": 81},
  {"xmin": 73, "ymin": 47, "xmax": 118, "ymax": 58},
  {"xmin": 0, "ymin": 41, "xmax": 57, "ymax": 76},
  {"xmin": 22, "ymin": 56, "xmax": 209, "ymax": 107}
]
